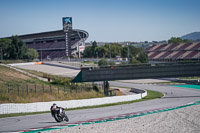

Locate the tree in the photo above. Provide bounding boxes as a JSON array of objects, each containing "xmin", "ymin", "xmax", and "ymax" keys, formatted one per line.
[
  {"xmin": 121, "ymin": 46, "xmax": 128, "ymax": 58},
  {"xmin": 137, "ymin": 52, "xmax": 148, "ymax": 63},
  {"xmin": 168, "ymin": 37, "xmax": 189, "ymax": 44},
  {"xmin": 82, "ymin": 42, "xmax": 149, "ymax": 64},
  {"xmin": 91, "ymin": 41, "xmax": 98, "ymax": 57},
  {"xmin": 110, "ymin": 43, "xmax": 121, "ymax": 58},
  {"xmin": 129, "ymin": 57, "xmax": 140, "ymax": 64},
  {"xmin": 98, "ymin": 59, "xmax": 109, "ymax": 66},
  {"xmin": 95, "ymin": 46, "xmax": 108, "ymax": 58},
  {"xmin": 183, "ymin": 39, "xmax": 189, "ymax": 43},
  {"xmin": 83, "ymin": 46, "xmax": 92, "ymax": 57},
  {"xmin": 24, "ymin": 48, "xmax": 39, "ymax": 59},
  {"xmin": 0, "ymin": 36, "xmax": 39, "ymax": 60},
  {"xmin": 0, "ymin": 38, "xmax": 11, "ymax": 60},
  {"xmin": 7, "ymin": 36, "xmax": 28, "ymax": 59}
]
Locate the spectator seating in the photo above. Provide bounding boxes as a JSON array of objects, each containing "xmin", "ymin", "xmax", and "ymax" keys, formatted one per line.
[{"xmin": 146, "ymin": 42, "xmax": 200, "ymax": 60}]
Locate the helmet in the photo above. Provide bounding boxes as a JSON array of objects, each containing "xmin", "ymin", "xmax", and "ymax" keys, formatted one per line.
[{"xmin": 53, "ymin": 103, "xmax": 57, "ymax": 106}]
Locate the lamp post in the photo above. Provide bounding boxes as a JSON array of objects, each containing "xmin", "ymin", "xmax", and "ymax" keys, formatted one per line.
[
  {"xmin": 127, "ymin": 42, "xmax": 129, "ymax": 62},
  {"xmin": 109, "ymin": 44, "xmax": 111, "ymax": 59}
]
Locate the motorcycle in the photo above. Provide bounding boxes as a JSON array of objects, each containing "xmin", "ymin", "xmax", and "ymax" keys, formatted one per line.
[{"xmin": 51, "ymin": 107, "xmax": 69, "ymax": 122}]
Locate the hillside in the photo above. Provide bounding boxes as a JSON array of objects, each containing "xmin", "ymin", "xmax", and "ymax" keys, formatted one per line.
[
  {"xmin": 181, "ymin": 32, "xmax": 200, "ymax": 40},
  {"xmin": 0, "ymin": 64, "xmax": 104, "ymax": 103}
]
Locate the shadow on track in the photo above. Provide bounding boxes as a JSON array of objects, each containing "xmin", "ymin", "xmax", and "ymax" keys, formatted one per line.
[{"xmin": 38, "ymin": 122, "xmax": 58, "ymax": 124}]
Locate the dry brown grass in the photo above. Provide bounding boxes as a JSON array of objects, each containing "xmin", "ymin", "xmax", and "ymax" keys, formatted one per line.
[
  {"xmin": 0, "ymin": 65, "xmax": 104, "ymax": 103},
  {"xmin": 0, "ymin": 65, "xmax": 30, "ymax": 82},
  {"xmin": 0, "ymin": 89, "xmax": 104, "ymax": 103}
]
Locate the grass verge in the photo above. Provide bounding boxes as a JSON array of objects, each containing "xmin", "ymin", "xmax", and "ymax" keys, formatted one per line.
[
  {"xmin": 0, "ymin": 90, "xmax": 163, "ymax": 118},
  {"xmin": 114, "ymin": 80, "xmax": 178, "ymax": 84},
  {"xmin": 179, "ymin": 77, "xmax": 200, "ymax": 80}
]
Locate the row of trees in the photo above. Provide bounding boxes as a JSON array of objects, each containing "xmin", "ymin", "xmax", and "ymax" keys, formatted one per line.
[
  {"xmin": 168, "ymin": 37, "xmax": 189, "ymax": 44},
  {"xmin": 0, "ymin": 36, "xmax": 38, "ymax": 60},
  {"xmin": 83, "ymin": 41, "xmax": 148, "ymax": 64}
]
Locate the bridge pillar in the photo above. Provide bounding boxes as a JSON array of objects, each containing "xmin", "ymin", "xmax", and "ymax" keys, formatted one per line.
[{"xmin": 103, "ymin": 81, "xmax": 109, "ymax": 96}]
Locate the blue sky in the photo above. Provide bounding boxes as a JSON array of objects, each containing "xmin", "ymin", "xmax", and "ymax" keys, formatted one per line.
[{"xmin": 0, "ymin": 0, "xmax": 200, "ymax": 42}]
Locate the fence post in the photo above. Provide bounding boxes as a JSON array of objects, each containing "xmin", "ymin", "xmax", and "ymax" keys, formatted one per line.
[
  {"xmin": 76, "ymin": 84, "xmax": 78, "ymax": 93},
  {"xmin": 70, "ymin": 83, "xmax": 72, "ymax": 93},
  {"xmin": 26, "ymin": 84, "xmax": 28, "ymax": 95},
  {"xmin": 17, "ymin": 85, "xmax": 19, "ymax": 96},
  {"xmin": 50, "ymin": 85, "xmax": 52, "ymax": 94},
  {"xmin": 42, "ymin": 84, "xmax": 44, "ymax": 93},
  {"xmin": 8, "ymin": 85, "xmax": 10, "ymax": 93},
  {"xmin": 35, "ymin": 84, "xmax": 36, "ymax": 93},
  {"xmin": 64, "ymin": 84, "xmax": 66, "ymax": 92}
]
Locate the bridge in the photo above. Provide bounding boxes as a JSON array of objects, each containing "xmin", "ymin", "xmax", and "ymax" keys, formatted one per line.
[
  {"xmin": 73, "ymin": 63, "xmax": 200, "ymax": 82},
  {"xmin": 72, "ymin": 63, "xmax": 200, "ymax": 95}
]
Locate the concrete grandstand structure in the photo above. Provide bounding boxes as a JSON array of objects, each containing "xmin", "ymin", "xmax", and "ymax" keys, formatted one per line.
[
  {"xmin": 146, "ymin": 42, "xmax": 200, "ymax": 61},
  {"xmin": 20, "ymin": 29, "xmax": 89, "ymax": 59},
  {"xmin": 4, "ymin": 17, "xmax": 89, "ymax": 60}
]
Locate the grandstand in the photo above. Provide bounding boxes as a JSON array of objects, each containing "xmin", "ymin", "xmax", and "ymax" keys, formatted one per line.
[
  {"xmin": 3, "ymin": 17, "xmax": 89, "ymax": 60},
  {"xmin": 19, "ymin": 29, "xmax": 89, "ymax": 59},
  {"xmin": 146, "ymin": 42, "xmax": 200, "ymax": 61}
]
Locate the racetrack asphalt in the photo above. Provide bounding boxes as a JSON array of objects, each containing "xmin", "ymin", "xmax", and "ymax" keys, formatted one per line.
[{"xmin": 0, "ymin": 82, "xmax": 200, "ymax": 132}]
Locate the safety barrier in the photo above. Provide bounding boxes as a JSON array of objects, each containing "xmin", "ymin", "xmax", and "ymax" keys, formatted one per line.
[{"xmin": 0, "ymin": 90, "xmax": 147, "ymax": 114}]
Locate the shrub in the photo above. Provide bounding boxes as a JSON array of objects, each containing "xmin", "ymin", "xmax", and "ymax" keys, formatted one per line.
[{"xmin": 98, "ymin": 59, "xmax": 109, "ymax": 66}]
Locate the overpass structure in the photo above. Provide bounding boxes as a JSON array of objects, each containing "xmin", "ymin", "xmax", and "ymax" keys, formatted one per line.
[
  {"xmin": 73, "ymin": 63, "xmax": 200, "ymax": 82},
  {"xmin": 72, "ymin": 63, "xmax": 200, "ymax": 95}
]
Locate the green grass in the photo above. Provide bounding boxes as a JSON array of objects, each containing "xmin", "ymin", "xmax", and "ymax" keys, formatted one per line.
[
  {"xmin": 179, "ymin": 77, "xmax": 200, "ymax": 80},
  {"xmin": 172, "ymin": 84, "xmax": 200, "ymax": 90},
  {"xmin": 115, "ymin": 80, "xmax": 178, "ymax": 84},
  {"xmin": 150, "ymin": 81, "xmax": 178, "ymax": 84},
  {"xmin": 0, "ymin": 90, "xmax": 163, "ymax": 118}
]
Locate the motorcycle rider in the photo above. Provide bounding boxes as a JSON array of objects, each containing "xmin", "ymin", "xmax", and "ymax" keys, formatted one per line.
[
  {"xmin": 50, "ymin": 103, "xmax": 59, "ymax": 116},
  {"xmin": 50, "ymin": 103, "xmax": 69, "ymax": 122},
  {"xmin": 50, "ymin": 103, "xmax": 66, "ymax": 116}
]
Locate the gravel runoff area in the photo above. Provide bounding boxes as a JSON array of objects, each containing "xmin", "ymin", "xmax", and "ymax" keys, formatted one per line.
[{"xmin": 44, "ymin": 104, "xmax": 200, "ymax": 133}]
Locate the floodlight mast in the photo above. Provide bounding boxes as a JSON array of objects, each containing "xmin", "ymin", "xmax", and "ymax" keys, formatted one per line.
[{"xmin": 127, "ymin": 42, "xmax": 130, "ymax": 62}]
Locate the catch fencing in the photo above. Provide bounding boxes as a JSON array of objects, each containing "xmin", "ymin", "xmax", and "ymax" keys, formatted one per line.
[{"xmin": 2, "ymin": 83, "xmax": 103, "ymax": 96}]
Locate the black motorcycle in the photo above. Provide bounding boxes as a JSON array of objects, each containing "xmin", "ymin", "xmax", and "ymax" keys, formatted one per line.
[{"xmin": 51, "ymin": 107, "xmax": 69, "ymax": 122}]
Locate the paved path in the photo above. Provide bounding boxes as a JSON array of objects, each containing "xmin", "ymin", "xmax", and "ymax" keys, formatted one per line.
[
  {"xmin": 15, "ymin": 62, "xmax": 80, "ymax": 78},
  {"xmin": 0, "ymin": 82, "xmax": 200, "ymax": 132}
]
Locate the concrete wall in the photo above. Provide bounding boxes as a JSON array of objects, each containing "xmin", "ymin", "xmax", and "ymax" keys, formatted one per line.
[
  {"xmin": 0, "ymin": 91, "xmax": 147, "ymax": 114},
  {"xmin": 73, "ymin": 63, "xmax": 200, "ymax": 82}
]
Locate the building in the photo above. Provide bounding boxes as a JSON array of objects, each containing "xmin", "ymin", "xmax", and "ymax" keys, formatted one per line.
[
  {"xmin": 5, "ymin": 17, "xmax": 89, "ymax": 60},
  {"xmin": 146, "ymin": 42, "xmax": 200, "ymax": 61}
]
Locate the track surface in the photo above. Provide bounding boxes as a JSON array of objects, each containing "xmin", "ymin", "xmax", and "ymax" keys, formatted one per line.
[{"xmin": 0, "ymin": 82, "xmax": 200, "ymax": 132}]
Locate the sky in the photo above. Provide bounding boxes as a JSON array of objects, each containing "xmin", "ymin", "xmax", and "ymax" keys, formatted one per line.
[{"xmin": 0, "ymin": 0, "xmax": 200, "ymax": 42}]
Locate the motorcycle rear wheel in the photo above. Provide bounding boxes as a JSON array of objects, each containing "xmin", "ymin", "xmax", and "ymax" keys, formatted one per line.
[
  {"xmin": 64, "ymin": 114, "xmax": 69, "ymax": 122},
  {"xmin": 54, "ymin": 114, "xmax": 63, "ymax": 122}
]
